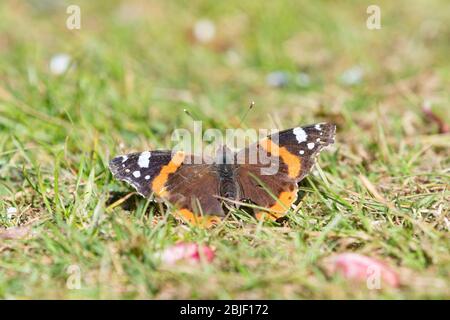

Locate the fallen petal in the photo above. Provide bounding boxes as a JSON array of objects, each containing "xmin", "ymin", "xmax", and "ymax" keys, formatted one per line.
[
  {"xmin": 327, "ymin": 253, "xmax": 400, "ymax": 288},
  {"xmin": 0, "ymin": 226, "xmax": 32, "ymax": 240},
  {"xmin": 158, "ymin": 242, "xmax": 215, "ymax": 265}
]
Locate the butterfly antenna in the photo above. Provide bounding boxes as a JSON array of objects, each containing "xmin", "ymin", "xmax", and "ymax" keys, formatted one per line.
[
  {"xmin": 238, "ymin": 100, "xmax": 255, "ymax": 127},
  {"xmin": 183, "ymin": 108, "xmax": 197, "ymax": 121}
]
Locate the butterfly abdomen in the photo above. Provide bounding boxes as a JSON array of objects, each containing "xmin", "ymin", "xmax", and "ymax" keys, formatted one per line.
[{"xmin": 218, "ymin": 164, "xmax": 240, "ymax": 200}]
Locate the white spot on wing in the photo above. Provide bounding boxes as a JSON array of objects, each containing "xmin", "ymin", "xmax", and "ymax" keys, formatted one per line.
[
  {"xmin": 307, "ymin": 142, "xmax": 315, "ymax": 150},
  {"xmin": 125, "ymin": 169, "xmax": 130, "ymax": 173},
  {"xmin": 138, "ymin": 151, "xmax": 151, "ymax": 168},
  {"xmin": 293, "ymin": 127, "xmax": 307, "ymax": 144},
  {"xmin": 133, "ymin": 171, "xmax": 141, "ymax": 178},
  {"xmin": 145, "ymin": 175, "xmax": 150, "ymax": 180},
  {"xmin": 299, "ymin": 150, "xmax": 304, "ymax": 155},
  {"xmin": 121, "ymin": 155, "xmax": 128, "ymax": 163}
]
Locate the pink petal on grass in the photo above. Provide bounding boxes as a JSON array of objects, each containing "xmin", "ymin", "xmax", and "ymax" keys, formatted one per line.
[
  {"xmin": 0, "ymin": 226, "xmax": 32, "ymax": 240},
  {"xmin": 328, "ymin": 253, "xmax": 400, "ymax": 288},
  {"xmin": 159, "ymin": 243, "xmax": 215, "ymax": 265}
]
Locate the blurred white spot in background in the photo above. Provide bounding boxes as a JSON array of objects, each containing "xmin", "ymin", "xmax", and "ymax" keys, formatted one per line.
[
  {"xmin": 340, "ymin": 66, "xmax": 364, "ymax": 86},
  {"xmin": 7, "ymin": 207, "xmax": 17, "ymax": 219},
  {"xmin": 266, "ymin": 71, "xmax": 289, "ymax": 88},
  {"xmin": 49, "ymin": 53, "xmax": 72, "ymax": 75},
  {"xmin": 422, "ymin": 100, "xmax": 432, "ymax": 112},
  {"xmin": 296, "ymin": 72, "xmax": 311, "ymax": 88},
  {"xmin": 225, "ymin": 49, "xmax": 241, "ymax": 66},
  {"xmin": 193, "ymin": 19, "xmax": 216, "ymax": 43}
]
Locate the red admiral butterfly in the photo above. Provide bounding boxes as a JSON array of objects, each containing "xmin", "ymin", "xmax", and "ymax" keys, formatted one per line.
[{"xmin": 109, "ymin": 123, "xmax": 336, "ymax": 227}]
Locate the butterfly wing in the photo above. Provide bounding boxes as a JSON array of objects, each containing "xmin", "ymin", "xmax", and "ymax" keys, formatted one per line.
[
  {"xmin": 235, "ymin": 123, "xmax": 336, "ymax": 220},
  {"xmin": 235, "ymin": 162, "xmax": 299, "ymax": 221},
  {"xmin": 109, "ymin": 151, "xmax": 224, "ymax": 226},
  {"xmin": 162, "ymin": 162, "xmax": 225, "ymax": 225},
  {"xmin": 109, "ymin": 150, "xmax": 173, "ymax": 197},
  {"xmin": 109, "ymin": 123, "xmax": 336, "ymax": 224},
  {"xmin": 271, "ymin": 122, "xmax": 336, "ymax": 182}
]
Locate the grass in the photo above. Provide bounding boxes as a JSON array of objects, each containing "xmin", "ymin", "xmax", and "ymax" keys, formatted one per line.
[{"xmin": 0, "ymin": 0, "xmax": 449, "ymax": 299}]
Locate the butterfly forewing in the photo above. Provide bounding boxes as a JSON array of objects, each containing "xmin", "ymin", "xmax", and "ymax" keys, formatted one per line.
[
  {"xmin": 109, "ymin": 150, "xmax": 173, "ymax": 197},
  {"xmin": 234, "ymin": 123, "xmax": 336, "ymax": 219},
  {"xmin": 274, "ymin": 122, "xmax": 336, "ymax": 181}
]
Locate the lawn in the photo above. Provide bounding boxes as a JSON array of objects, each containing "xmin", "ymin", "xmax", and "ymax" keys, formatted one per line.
[{"xmin": 0, "ymin": 0, "xmax": 449, "ymax": 299}]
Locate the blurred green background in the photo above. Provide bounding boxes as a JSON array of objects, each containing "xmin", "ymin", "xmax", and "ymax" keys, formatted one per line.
[
  {"xmin": 0, "ymin": 0, "xmax": 448, "ymax": 299},
  {"xmin": 1, "ymin": 0, "xmax": 449, "ymax": 145}
]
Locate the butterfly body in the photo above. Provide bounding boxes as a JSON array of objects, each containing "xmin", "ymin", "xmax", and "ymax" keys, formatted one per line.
[
  {"xmin": 217, "ymin": 166, "xmax": 240, "ymax": 201},
  {"xmin": 109, "ymin": 123, "xmax": 336, "ymax": 226}
]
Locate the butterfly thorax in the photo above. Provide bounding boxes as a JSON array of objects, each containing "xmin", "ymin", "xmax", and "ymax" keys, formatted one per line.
[
  {"xmin": 216, "ymin": 163, "xmax": 239, "ymax": 201},
  {"xmin": 215, "ymin": 146, "xmax": 240, "ymax": 201}
]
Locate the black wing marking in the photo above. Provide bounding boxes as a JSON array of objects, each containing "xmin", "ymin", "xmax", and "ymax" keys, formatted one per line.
[
  {"xmin": 235, "ymin": 123, "xmax": 336, "ymax": 182},
  {"xmin": 275, "ymin": 123, "xmax": 336, "ymax": 181},
  {"xmin": 109, "ymin": 150, "xmax": 172, "ymax": 197}
]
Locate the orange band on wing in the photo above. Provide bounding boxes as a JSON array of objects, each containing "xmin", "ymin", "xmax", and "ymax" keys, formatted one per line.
[
  {"xmin": 152, "ymin": 151, "xmax": 185, "ymax": 197},
  {"xmin": 255, "ymin": 190, "xmax": 297, "ymax": 221},
  {"xmin": 259, "ymin": 138, "xmax": 301, "ymax": 178},
  {"xmin": 174, "ymin": 208, "xmax": 221, "ymax": 228},
  {"xmin": 255, "ymin": 211, "xmax": 279, "ymax": 221}
]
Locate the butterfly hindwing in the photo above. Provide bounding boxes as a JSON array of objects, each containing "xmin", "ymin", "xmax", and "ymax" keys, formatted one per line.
[
  {"xmin": 163, "ymin": 163, "xmax": 225, "ymax": 221},
  {"xmin": 236, "ymin": 161, "xmax": 298, "ymax": 221}
]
